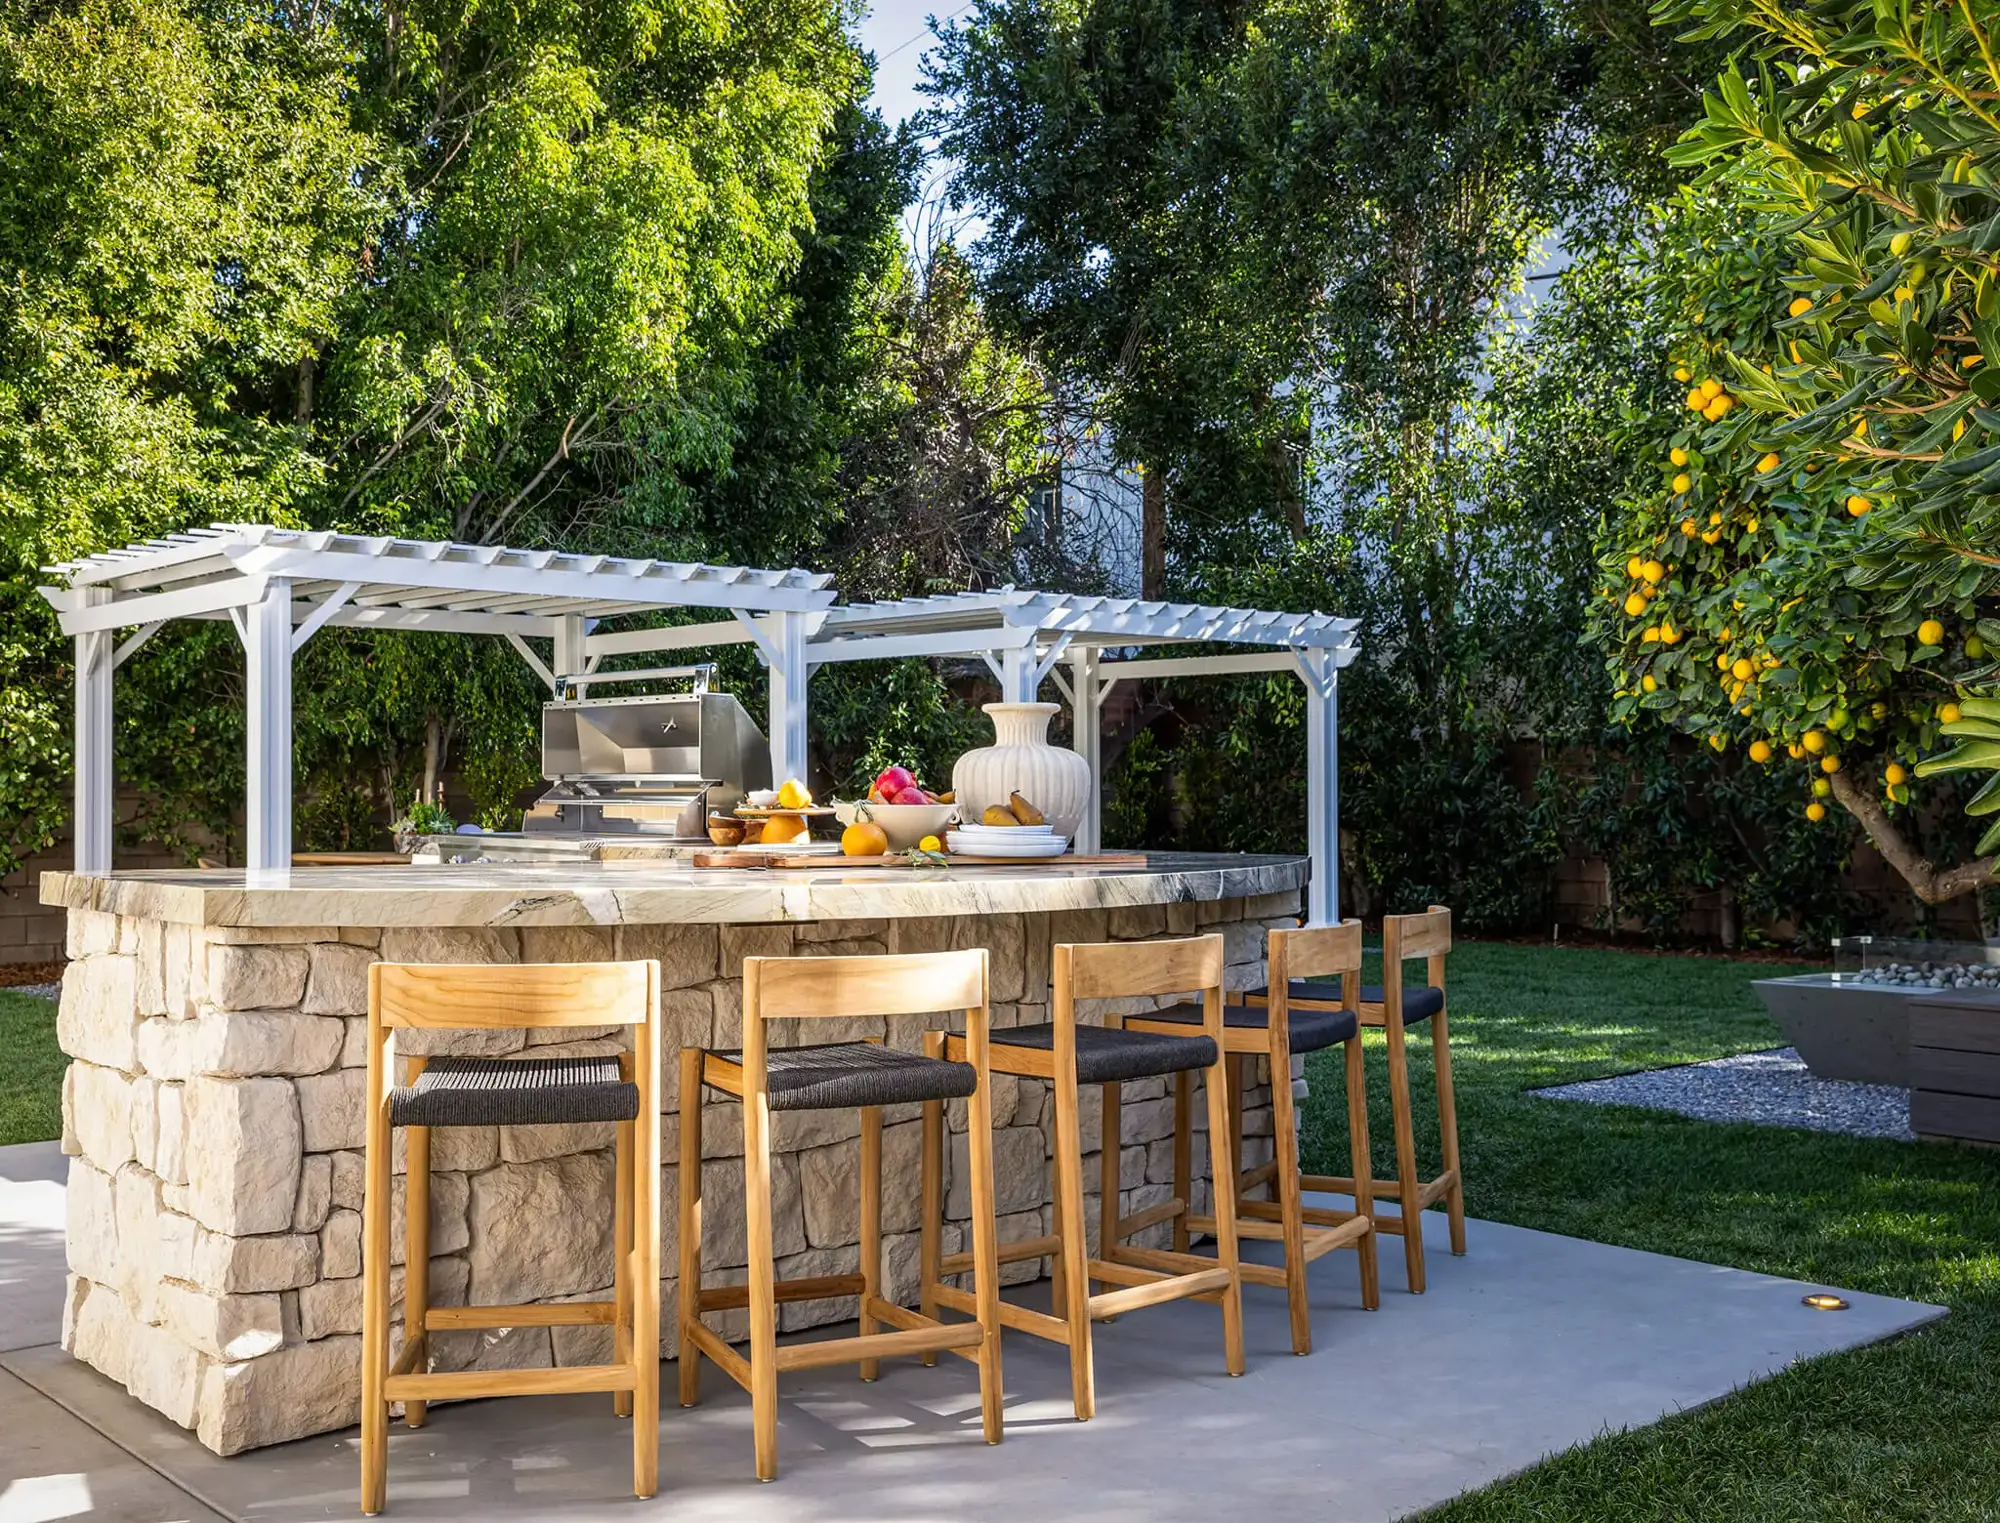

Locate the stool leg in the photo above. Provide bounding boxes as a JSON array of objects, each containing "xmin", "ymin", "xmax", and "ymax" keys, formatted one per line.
[
  {"xmin": 919, "ymin": 1032, "xmax": 945, "ymax": 1367},
  {"xmin": 613, "ymin": 1114, "xmax": 634, "ymax": 1418},
  {"xmin": 964, "ymin": 1032, "xmax": 1004, "ymax": 1446},
  {"xmin": 1226, "ymin": 1056, "xmax": 1247, "ymax": 1209},
  {"xmin": 1344, "ymin": 1034, "xmax": 1381, "ymax": 1312},
  {"xmin": 359, "ymin": 1035, "xmax": 393, "ymax": 1516},
  {"xmin": 631, "ymin": 1007, "xmax": 661, "ymax": 1500},
  {"xmin": 1048, "ymin": 1144, "xmax": 1067, "ymax": 1317},
  {"xmin": 859, "ymin": 1104, "xmax": 883, "ymax": 1381},
  {"xmin": 744, "ymin": 1085, "xmax": 780, "ymax": 1480},
  {"xmin": 677, "ymin": 1048, "xmax": 704, "ymax": 1409},
  {"xmin": 1050, "ymin": 1063, "xmax": 1094, "ymax": 1421},
  {"xmin": 1384, "ymin": 1016, "xmax": 1426, "ymax": 1294},
  {"xmin": 1098, "ymin": 1081, "xmax": 1121, "ymax": 1271},
  {"xmin": 1201, "ymin": 1057, "xmax": 1246, "ymax": 1377},
  {"xmin": 1269, "ymin": 1046, "xmax": 1310, "ymax": 1356},
  {"xmin": 403, "ymin": 1117, "xmax": 431, "ymax": 1429},
  {"xmin": 1434, "ymin": 1008, "xmax": 1467, "ymax": 1257},
  {"xmin": 1171, "ymin": 1070, "xmax": 1192, "ymax": 1253}
]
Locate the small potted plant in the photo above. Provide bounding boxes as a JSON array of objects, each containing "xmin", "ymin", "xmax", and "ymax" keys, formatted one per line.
[{"xmin": 391, "ymin": 798, "xmax": 456, "ymax": 855}]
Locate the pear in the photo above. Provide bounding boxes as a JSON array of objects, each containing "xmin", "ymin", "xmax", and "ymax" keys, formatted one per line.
[
  {"xmin": 1008, "ymin": 792, "xmax": 1045, "ymax": 826},
  {"xmin": 981, "ymin": 804, "xmax": 1021, "ymax": 827}
]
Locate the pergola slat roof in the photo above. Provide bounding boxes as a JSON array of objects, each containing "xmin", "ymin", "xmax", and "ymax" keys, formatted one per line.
[{"xmin": 811, "ymin": 588, "xmax": 1357, "ymax": 653}]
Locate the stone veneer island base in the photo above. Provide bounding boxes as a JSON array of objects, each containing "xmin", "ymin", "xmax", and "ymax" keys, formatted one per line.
[{"xmin": 42, "ymin": 853, "xmax": 1306, "ymax": 1453}]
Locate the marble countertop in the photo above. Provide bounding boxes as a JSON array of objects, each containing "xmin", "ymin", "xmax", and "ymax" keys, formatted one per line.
[{"xmin": 40, "ymin": 853, "xmax": 1307, "ymax": 929}]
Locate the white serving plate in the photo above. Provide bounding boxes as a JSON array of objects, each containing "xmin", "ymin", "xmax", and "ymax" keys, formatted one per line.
[
  {"xmin": 950, "ymin": 822, "xmax": 1056, "ymax": 837},
  {"xmin": 946, "ymin": 831, "xmax": 1069, "ymax": 858}
]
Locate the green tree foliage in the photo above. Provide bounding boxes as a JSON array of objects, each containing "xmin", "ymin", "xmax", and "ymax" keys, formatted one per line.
[{"xmin": 1599, "ymin": 0, "xmax": 2000, "ymax": 904}]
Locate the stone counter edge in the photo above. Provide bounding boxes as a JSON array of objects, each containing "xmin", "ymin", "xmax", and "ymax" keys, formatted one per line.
[{"xmin": 41, "ymin": 854, "xmax": 1307, "ymax": 930}]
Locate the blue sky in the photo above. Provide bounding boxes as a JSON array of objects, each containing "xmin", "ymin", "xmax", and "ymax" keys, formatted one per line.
[{"xmin": 854, "ymin": 2, "xmax": 971, "ymax": 129}]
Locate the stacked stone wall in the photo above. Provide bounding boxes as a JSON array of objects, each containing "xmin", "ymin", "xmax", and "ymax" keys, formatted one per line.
[{"xmin": 55, "ymin": 890, "xmax": 1301, "ymax": 1453}]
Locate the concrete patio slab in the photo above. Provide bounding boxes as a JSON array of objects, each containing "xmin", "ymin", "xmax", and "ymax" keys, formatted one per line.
[
  {"xmin": 0, "ymin": 1141, "xmax": 66, "ymax": 1355},
  {"xmin": 0, "ymin": 1149, "xmax": 1945, "ymax": 1523},
  {"xmin": 0, "ymin": 1365, "xmax": 229, "ymax": 1523}
]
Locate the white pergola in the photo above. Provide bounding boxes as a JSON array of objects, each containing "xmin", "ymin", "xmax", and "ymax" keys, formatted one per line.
[
  {"xmin": 805, "ymin": 590, "xmax": 1359, "ymax": 924},
  {"xmin": 40, "ymin": 525, "xmax": 835, "ymax": 872}
]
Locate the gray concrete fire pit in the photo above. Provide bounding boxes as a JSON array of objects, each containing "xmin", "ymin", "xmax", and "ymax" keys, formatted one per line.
[{"xmin": 1756, "ymin": 937, "xmax": 2000, "ymax": 1087}]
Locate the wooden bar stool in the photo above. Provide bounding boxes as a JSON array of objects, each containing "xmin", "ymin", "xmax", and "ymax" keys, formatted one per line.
[
  {"xmin": 359, "ymin": 960, "xmax": 661, "ymax": 1515},
  {"xmin": 1246, "ymin": 905, "xmax": 1461, "ymax": 1292},
  {"xmin": 1125, "ymin": 919, "xmax": 1378, "ymax": 1353},
  {"xmin": 925, "ymin": 933, "xmax": 1243, "ymax": 1420},
  {"xmin": 678, "ymin": 949, "xmax": 1003, "ymax": 1481}
]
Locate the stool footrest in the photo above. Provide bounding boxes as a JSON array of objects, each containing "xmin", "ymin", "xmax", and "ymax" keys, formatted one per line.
[
  {"xmin": 697, "ymin": 1274, "xmax": 866, "ymax": 1313},
  {"xmin": 931, "ymin": 1282, "xmax": 1067, "ymax": 1341},
  {"xmin": 773, "ymin": 1322, "xmax": 982, "ymax": 1374},
  {"xmin": 425, "ymin": 1302, "xmax": 615, "ymax": 1331},
  {"xmin": 1089, "ymin": 1264, "xmax": 1233, "ymax": 1319},
  {"xmin": 1237, "ymin": 1160, "xmax": 1279, "ymax": 1192},
  {"xmin": 866, "ymin": 1297, "xmax": 985, "ymax": 1365},
  {"xmin": 1304, "ymin": 1215, "xmax": 1373, "ymax": 1261},
  {"xmin": 1109, "ymin": 1196, "xmax": 1185, "ymax": 1243},
  {"xmin": 939, "ymin": 1234, "xmax": 1057, "ymax": 1275},
  {"xmin": 384, "ymin": 1363, "xmax": 632, "ymax": 1402},
  {"xmin": 682, "ymin": 1319, "xmax": 752, "ymax": 1391}
]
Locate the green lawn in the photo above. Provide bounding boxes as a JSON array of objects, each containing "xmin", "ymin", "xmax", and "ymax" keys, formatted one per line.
[
  {"xmin": 0, "ymin": 988, "xmax": 63, "ymax": 1147},
  {"xmin": 1299, "ymin": 942, "xmax": 2000, "ymax": 1523}
]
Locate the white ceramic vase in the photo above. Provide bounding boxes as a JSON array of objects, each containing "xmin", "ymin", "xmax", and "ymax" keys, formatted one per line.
[{"xmin": 951, "ymin": 702, "xmax": 1092, "ymax": 840}]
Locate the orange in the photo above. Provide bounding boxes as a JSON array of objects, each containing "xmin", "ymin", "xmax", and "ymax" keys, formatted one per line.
[{"xmin": 840, "ymin": 819, "xmax": 888, "ymax": 857}]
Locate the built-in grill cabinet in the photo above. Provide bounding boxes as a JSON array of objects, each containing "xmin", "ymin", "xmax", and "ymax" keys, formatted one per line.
[{"xmin": 522, "ymin": 679, "xmax": 770, "ymax": 838}]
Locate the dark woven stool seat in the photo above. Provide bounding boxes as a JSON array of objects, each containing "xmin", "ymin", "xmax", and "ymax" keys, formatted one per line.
[
  {"xmin": 993, "ymin": 1022, "xmax": 1218, "ymax": 1083},
  {"xmin": 1248, "ymin": 981, "xmax": 1444, "ymax": 1024},
  {"xmin": 706, "ymin": 1042, "xmax": 977, "ymax": 1111},
  {"xmin": 389, "ymin": 1055, "xmax": 639, "ymax": 1128},
  {"xmin": 1141, "ymin": 1000, "xmax": 1358, "ymax": 1054}
]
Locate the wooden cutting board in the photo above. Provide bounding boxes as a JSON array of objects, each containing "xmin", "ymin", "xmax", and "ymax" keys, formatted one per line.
[{"xmin": 688, "ymin": 851, "xmax": 1150, "ymax": 870}]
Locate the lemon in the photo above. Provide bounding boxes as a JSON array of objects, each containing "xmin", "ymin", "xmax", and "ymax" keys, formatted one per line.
[
  {"xmin": 1806, "ymin": 801, "xmax": 1828, "ymax": 822},
  {"xmin": 1955, "ymin": 417, "xmax": 1968, "ymax": 442},
  {"xmin": 1670, "ymin": 447, "xmax": 1690, "ymax": 466},
  {"xmin": 1641, "ymin": 674, "xmax": 1658, "ymax": 693},
  {"xmin": 1802, "ymin": 729, "xmax": 1827, "ymax": 754},
  {"xmin": 776, "ymin": 777, "xmax": 813, "ymax": 809},
  {"xmin": 918, "ymin": 834, "xmax": 943, "ymax": 852},
  {"xmin": 1746, "ymin": 515, "xmax": 1760, "ymax": 533},
  {"xmin": 1672, "ymin": 473, "xmax": 1691, "ymax": 495},
  {"xmin": 1642, "ymin": 626, "xmax": 1661, "ymax": 643},
  {"xmin": 1700, "ymin": 379, "xmax": 1723, "ymax": 401},
  {"xmin": 1626, "ymin": 554, "xmax": 1645, "ymax": 579},
  {"xmin": 1680, "ymin": 517, "xmax": 1699, "ymax": 536},
  {"xmin": 1852, "ymin": 417, "xmax": 1868, "ymax": 437},
  {"xmin": 1731, "ymin": 657, "xmax": 1755, "ymax": 681},
  {"xmin": 1787, "ymin": 742, "xmax": 1805, "ymax": 759},
  {"xmin": 1709, "ymin": 510, "xmax": 1723, "ymax": 526},
  {"xmin": 1716, "ymin": 653, "xmax": 1732, "ymax": 672},
  {"xmin": 1821, "ymin": 754, "xmax": 1842, "ymax": 774},
  {"xmin": 1686, "ymin": 388, "xmax": 1708, "ymax": 411},
  {"xmin": 1941, "ymin": 702, "xmax": 1963, "ymax": 723},
  {"xmin": 1708, "ymin": 734, "xmax": 1727, "ymax": 752},
  {"xmin": 1788, "ymin": 296, "xmax": 1814, "ymax": 317},
  {"xmin": 1673, "ymin": 367, "xmax": 1691, "ymax": 383},
  {"xmin": 1756, "ymin": 452, "xmax": 1780, "ymax": 473},
  {"xmin": 1917, "ymin": 619, "xmax": 1945, "ymax": 646},
  {"xmin": 1885, "ymin": 763, "xmax": 1908, "ymax": 786},
  {"xmin": 1890, "ymin": 231, "xmax": 1914, "ymax": 257},
  {"xmin": 1812, "ymin": 777, "xmax": 1833, "ymax": 798},
  {"xmin": 1660, "ymin": 622, "xmax": 1681, "ymax": 644},
  {"xmin": 1641, "ymin": 559, "xmax": 1666, "ymax": 584},
  {"xmin": 1624, "ymin": 593, "xmax": 1647, "ymax": 617},
  {"xmin": 1846, "ymin": 494, "xmax": 1871, "ymax": 516},
  {"xmin": 1749, "ymin": 739, "xmax": 1773, "ymax": 763}
]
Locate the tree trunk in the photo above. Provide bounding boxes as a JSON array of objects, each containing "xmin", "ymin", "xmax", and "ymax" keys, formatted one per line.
[
  {"xmin": 1829, "ymin": 766, "xmax": 1997, "ymax": 904},
  {"xmin": 1141, "ymin": 466, "xmax": 1166, "ymax": 599},
  {"xmin": 1267, "ymin": 429, "xmax": 1308, "ymax": 540},
  {"xmin": 422, "ymin": 715, "xmax": 445, "ymax": 806}
]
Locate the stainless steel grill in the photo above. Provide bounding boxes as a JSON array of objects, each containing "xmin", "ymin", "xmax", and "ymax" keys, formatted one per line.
[{"xmin": 521, "ymin": 666, "xmax": 770, "ymax": 838}]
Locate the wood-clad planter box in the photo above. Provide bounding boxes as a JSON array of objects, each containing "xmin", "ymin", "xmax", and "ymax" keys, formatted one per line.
[{"xmin": 1909, "ymin": 996, "xmax": 2000, "ymax": 1145}]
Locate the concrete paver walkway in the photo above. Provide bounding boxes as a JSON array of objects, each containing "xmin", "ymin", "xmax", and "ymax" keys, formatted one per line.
[{"xmin": 0, "ymin": 1142, "xmax": 1945, "ymax": 1523}]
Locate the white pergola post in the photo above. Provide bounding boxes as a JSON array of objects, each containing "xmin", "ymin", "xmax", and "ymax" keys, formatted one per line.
[
  {"xmin": 1296, "ymin": 648, "xmax": 1339, "ymax": 926},
  {"xmin": 999, "ymin": 644, "xmax": 1038, "ymax": 703},
  {"xmin": 766, "ymin": 610, "xmax": 810, "ymax": 786},
  {"xmin": 243, "ymin": 578, "xmax": 294, "ymax": 873},
  {"xmin": 73, "ymin": 587, "xmax": 114, "ymax": 873},
  {"xmin": 554, "ymin": 614, "xmax": 588, "ymax": 688},
  {"xmin": 1068, "ymin": 647, "xmax": 1102, "ymax": 854}
]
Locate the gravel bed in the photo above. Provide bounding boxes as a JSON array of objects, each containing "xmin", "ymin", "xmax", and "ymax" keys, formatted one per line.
[
  {"xmin": 1532, "ymin": 1046, "xmax": 1913, "ymax": 1141},
  {"xmin": 4, "ymin": 983, "xmax": 58, "ymax": 1000}
]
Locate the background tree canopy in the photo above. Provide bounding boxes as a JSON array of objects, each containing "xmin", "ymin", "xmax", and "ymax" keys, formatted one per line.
[{"xmin": 6, "ymin": 0, "xmax": 1994, "ymax": 944}]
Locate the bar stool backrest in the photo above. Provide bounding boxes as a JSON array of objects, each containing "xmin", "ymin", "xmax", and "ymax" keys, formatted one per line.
[
  {"xmin": 1057, "ymin": 933, "xmax": 1224, "ymax": 1005},
  {"xmin": 1268, "ymin": 919, "xmax": 1363, "ymax": 1007},
  {"xmin": 371, "ymin": 961, "xmax": 660, "ymax": 1031},
  {"xmin": 1382, "ymin": 906, "xmax": 1452, "ymax": 997},
  {"xmin": 743, "ymin": 949, "xmax": 989, "ymax": 1023}
]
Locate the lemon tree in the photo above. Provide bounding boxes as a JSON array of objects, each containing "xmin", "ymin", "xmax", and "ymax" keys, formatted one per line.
[{"xmin": 1598, "ymin": 0, "xmax": 2000, "ymax": 904}]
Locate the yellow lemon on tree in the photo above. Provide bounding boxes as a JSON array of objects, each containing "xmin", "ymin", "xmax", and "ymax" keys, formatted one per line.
[
  {"xmin": 1847, "ymin": 494, "xmax": 1872, "ymax": 516},
  {"xmin": 1788, "ymin": 296, "xmax": 1814, "ymax": 317},
  {"xmin": 1641, "ymin": 559, "xmax": 1666, "ymax": 584},
  {"xmin": 1642, "ymin": 626, "xmax": 1661, "ymax": 643},
  {"xmin": 1821, "ymin": 754, "xmax": 1842, "ymax": 774},
  {"xmin": 1749, "ymin": 739, "xmax": 1773, "ymax": 763},
  {"xmin": 1660, "ymin": 622, "xmax": 1681, "ymax": 644},
  {"xmin": 1918, "ymin": 619, "xmax": 1946, "ymax": 646},
  {"xmin": 1731, "ymin": 657, "xmax": 1755, "ymax": 681},
  {"xmin": 1885, "ymin": 763, "xmax": 1908, "ymax": 786},
  {"xmin": 1673, "ymin": 367, "xmax": 1691, "ymax": 383},
  {"xmin": 1787, "ymin": 741, "xmax": 1805, "ymax": 759},
  {"xmin": 1708, "ymin": 734, "xmax": 1727, "ymax": 752},
  {"xmin": 1941, "ymin": 701, "xmax": 1963, "ymax": 723},
  {"xmin": 1890, "ymin": 231, "xmax": 1914, "ymax": 257},
  {"xmin": 1672, "ymin": 473, "xmax": 1691, "ymax": 494},
  {"xmin": 1626, "ymin": 554, "xmax": 1645, "ymax": 579},
  {"xmin": 1624, "ymin": 593, "xmax": 1647, "ymax": 617},
  {"xmin": 1641, "ymin": 674, "xmax": 1658, "ymax": 693},
  {"xmin": 1756, "ymin": 452, "xmax": 1781, "ymax": 473},
  {"xmin": 1746, "ymin": 515, "xmax": 1760, "ymax": 533},
  {"xmin": 1806, "ymin": 801, "xmax": 1828, "ymax": 822},
  {"xmin": 1670, "ymin": 446, "xmax": 1690, "ymax": 466},
  {"xmin": 1802, "ymin": 729, "xmax": 1827, "ymax": 754},
  {"xmin": 1700, "ymin": 378, "xmax": 1723, "ymax": 401},
  {"xmin": 1686, "ymin": 387, "xmax": 1708, "ymax": 411},
  {"xmin": 1705, "ymin": 396, "xmax": 1734, "ymax": 420}
]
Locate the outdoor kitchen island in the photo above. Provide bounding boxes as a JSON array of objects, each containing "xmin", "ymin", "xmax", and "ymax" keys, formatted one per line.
[{"xmin": 41, "ymin": 851, "xmax": 1306, "ymax": 1455}]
